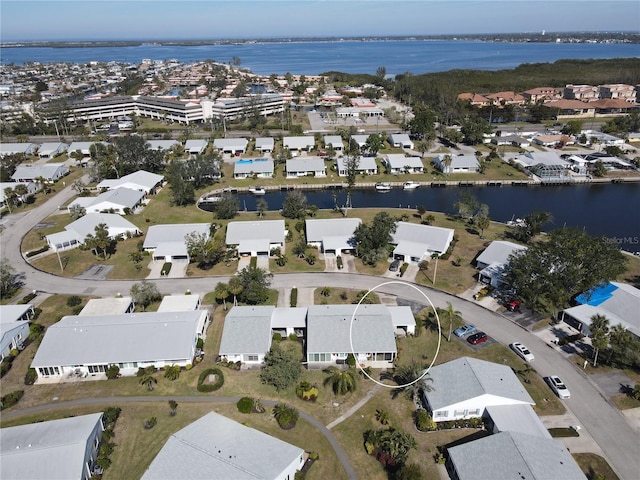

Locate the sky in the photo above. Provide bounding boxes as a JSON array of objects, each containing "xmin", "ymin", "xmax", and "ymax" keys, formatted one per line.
[{"xmin": 1, "ymin": 0, "xmax": 639, "ymax": 42}]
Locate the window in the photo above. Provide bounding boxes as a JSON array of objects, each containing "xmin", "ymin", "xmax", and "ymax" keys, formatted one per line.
[
  {"xmin": 247, "ymin": 355, "xmax": 258, "ymax": 362},
  {"xmin": 434, "ymin": 411, "xmax": 448, "ymax": 418}
]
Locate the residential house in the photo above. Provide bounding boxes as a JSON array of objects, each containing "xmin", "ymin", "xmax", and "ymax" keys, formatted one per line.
[
  {"xmin": 31, "ymin": 310, "xmax": 210, "ymax": 381},
  {"xmin": 0, "ymin": 181, "xmax": 37, "ymax": 208},
  {"xmin": 599, "ymin": 84, "xmax": 636, "ymax": 103},
  {"xmin": 490, "ymin": 135, "xmax": 531, "ymax": 148},
  {"xmin": 433, "ymin": 154, "xmax": 479, "ymax": 174},
  {"xmin": 543, "ymin": 99, "xmax": 596, "ymax": 117},
  {"xmin": 446, "ymin": 431, "xmax": 585, "ymax": 480},
  {"xmin": 213, "ymin": 138, "xmax": 248, "ymax": 155},
  {"xmin": 254, "ymin": 137, "xmax": 274, "ymax": 153},
  {"xmin": 38, "ymin": 142, "xmax": 69, "ymax": 160},
  {"xmin": 422, "ymin": 357, "xmax": 535, "ymax": 422},
  {"xmin": 0, "ymin": 413, "xmax": 105, "ymax": 480},
  {"xmin": 140, "ymin": 412, "xmax": 305, "ymax": 480},
  {"xmin": 0, "ymin": 305, "xmax": 33, "ymax": 360},
  {"xmin": 184, "ymin": 139, "xmax": 208, "ymax": 156},
  {"xmin": 67, "ymin": 141, "xmax": 105, "ymax": 164},
  {"xmin": 563, "ymin": 84, "xmax": 599, "ymax": 101},
  {"xmin": 521, "ymin": 87, "xmax": 562, "ymax": 103},
  {"xmin": 531, "ymin": 134, "xmax": 574, "ymax": 148},
  {"xmin": 483, "ymin": 404, "xmax": 551, "ymax": 439},
  {"xmin": 336, "ymin": 156, "xmax": 378, "ymax": 176},
  {"xmin": 457, "ymin": 93, "xmax": 491, "ymax": 107},
  {"xmin": 46, "ymin": 213, "xmax": 140, "ymax": 252},
  {"xmin": 306, "ymin": 304, "xmax": 415, "ymax": 368},
  {"xmin": 387, "ymin": 133, "xmax": 414, "ymax": 149},
  {"xmin": 383, "ymin": 154, "xmax": 424, "ymax": 174},
  {"xmin": 323, "ymin": 135, "xmax": 344, "ymax": 152},
  {"xmin": 561, "ymin": 282, "xmax": 640, "ymax": 338},
  {"xmin": 68, "ymin": 187, "xmax": 145, "ymax": 215},
  {"xmin": 476, "ymin": 240, "xmax": 527, "ymax": 288},
  {"xmin": 11, "ymin": 163, "xmax": 69, "ymax": 183},
  {"xmin": 285, "ymin": 157, "xmax": 326, "ymax": 178},
  {"xmin": 351, "ymin": 134, "xmax": 370, "ymax": 149},
  {"xmin": 157, "ymin": 293, "xmax": 202, "ymax": 312},
  {"xmin": 305, "ymin": 218, "xmax": 361, "ymax": 255},
  {"xmin": 96, "ymin": 170, "xmax": 164, "ymax": 194},
  {"xmin": 485, "ymin": 91, "xmax": 526, "ymax": 106},
  {"xmin": 146, "ymin": 139, "xmax": 180, "ymax": 152},
  {"xmin": 391, "ymin": 222, "xmax": 454, "ymax": 263},
  {"xmin": 233, "ymin": 158, "xmax": 274, "ymax": 179},
  {"xmin": 283, "ymin": 136, "xmax": 315, "ymax": 155},
  {"xmin": 79, "ymin": 296, "xmax": 135, "ymax": 316},
  {"xmin": 143, "ymin": 223, "xmax": 210, "ymax": 262},
  {"xmin": 225, "ymin": 220, "xmax": 285, "ymax": 257},
  {"xmin": 0, "ymin": 142, "xmax": 37, "ymax": 157}
]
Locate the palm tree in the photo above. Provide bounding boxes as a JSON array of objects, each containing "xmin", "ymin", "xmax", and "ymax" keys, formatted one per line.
[
  {"xmin": 272, "ymin": 403, "xmax": 299, "ymax": 429},
  {"xmin": 256, "ymin": 198, "xmax": 268, "ymax": 218},
  {"xmin": 476, "ymin": 215, "xmax": 490, "ymax": 239},
  {"xmin": 440, "ymin": 154, "xmax": 453, "ymax": 176},
  {"xmin": 139, "ymin": 371, "xmax": 157, "ymax": 391},
  {"xmin": 3, "ymin": 187, "xmax": 15, "ymax": 213},
  {"xmin": 168, "ymin": 399, "xmax": 178, "ymax": 416},
  {"xmin": 438, "ymin": 302, "xmax": 462, "ymax": 342},
  {"xmin": 228, "ymin": 276, "xmax": 243, "ymax": 307},
  {"xmin": 323, "ymin": 366, "xmax": 357, "ymax": 395},
  {"xmin": 382, "ymin": 361, "xmax": 433, "ymax": 400},
  {"xmin": 13, "ymin": 183, "xmax": 28, "ymax": 204},
  {"xmin": 214, "ymin": 281, "xmax": 229, "ymax": 310},
  {"xmin": 590, "ymin": 314, "xmax": 610, "ymax": 367}
]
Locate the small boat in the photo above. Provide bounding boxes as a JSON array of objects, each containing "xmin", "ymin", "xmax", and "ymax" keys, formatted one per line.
[
  {"xmin": 403, "ymin": 181, "xmax": 420, "ymax": 190},
  {"xmin": 201, "ymin": 195, "xmax": 222, "ymax": 204},
  {"xmin": 248, "ymin": 186, "xmax": 266, "ymax": 195},
  {"xmin": 375, "ymin": 182, "xmax": 392, "ymax": 192}
]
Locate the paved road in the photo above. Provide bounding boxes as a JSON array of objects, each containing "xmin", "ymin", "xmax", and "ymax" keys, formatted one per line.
[
  {"xmin": 2, "ymin": 184, "xmax": 639, "ymax": 480},
  {"xmin": 0, "ymin": 396, "xmax": 358, "ymax": 480}
]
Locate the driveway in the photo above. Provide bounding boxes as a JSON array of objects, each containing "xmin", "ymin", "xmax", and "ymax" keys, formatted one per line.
[{"xmin": 590, "ymin": 371, "xmax": 637, "ymax": 398}]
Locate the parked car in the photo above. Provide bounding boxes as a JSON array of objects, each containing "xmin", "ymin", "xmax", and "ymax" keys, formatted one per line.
[
  {"xmin": 389, "ymin": 259, "xmax": 400, "ymax": 272},
  {"xmin": 454, "ymin": 324, "xmax": 477, "ymax": 337},
  {"xmin": 546, "ymin": 375, "xmax": 570, "ymax": 399},
  {"xmin": 510, "ymin": 342, "xmax": 535, "ymax": 362},
  {"xmin": 467, "ymin": 332, "xmax": 488, "ymax": 345},
  {"xmin": 507, "ymin": 299, "xmax": 521, "ymax": 312}
]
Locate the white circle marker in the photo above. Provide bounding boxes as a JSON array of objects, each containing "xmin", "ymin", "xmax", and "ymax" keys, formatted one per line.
[{"xmin": 349, "ymin": 280, "xmax": 441, "ymax": 389}]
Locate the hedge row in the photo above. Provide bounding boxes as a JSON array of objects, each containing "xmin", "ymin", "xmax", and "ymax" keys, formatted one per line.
[
  {"xmin": 0, "ymin": 390, "xmax": 24, "ymax": 410},
  {"xmin": 197, "ymin": 368, "xmax": 224, "ymax": 392},
  {"xmin": 26, "ymin": 245, "xmax": 49, "ymax": 257},
  {"xmin": 290, "ymin": 287, "xmax": 298, "ymax": 307}
]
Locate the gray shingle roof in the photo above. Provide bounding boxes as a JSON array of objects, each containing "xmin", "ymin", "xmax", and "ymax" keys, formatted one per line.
[
  {"xmin": 305, "ymin": 218, "xmax": 361, "ymax": 244},
  {"xmin": 476, "ymin": 240, "xmax": 527, "ymax": 268},
  {"xmin": 31, "ymin": 311, "xmax": 205, "ymax": 367},
  {"xmin": 66, "ymin": 212, "xmax": 139, "ymax": 239},
  {"xmin": 143, "ymin": 223, "xmax": 210, "ymax": 250},
  {"xmin": 392, "ymin": 222, "xmax": 454, "ymax": 255},
  {"xmin": 424, "ymin": 357, "xmax": 535, "ymax": 411},
  {"xmin": 1, "ymin": 413, "xmax": 103, "ymax": 480},
  {"xmin": 226, "ymin": 220, "xmax": 284, "ymax": 245},
  {"xmin": 140, "ymin": 412, "xmax": 303, "ymax": 480},
  {"xmin": 219, "ymin": 306, "xmax": 274, "ymax": 356},
  {"xmin": 306, "ymin": 304, "xmax": 397, "ymax": 355},
  {"xmin": 448, "ymin": 431, "xmax": 585, "ymax": 480}
]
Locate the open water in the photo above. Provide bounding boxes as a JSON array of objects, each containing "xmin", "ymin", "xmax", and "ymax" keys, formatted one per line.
[{"xmin": 2, "ymin": 40, "xmax": 638, "ymax": 76}]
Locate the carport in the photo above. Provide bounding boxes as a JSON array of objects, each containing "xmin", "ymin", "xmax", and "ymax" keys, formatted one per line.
[{"xmin": 237, "ymin": 238, "xmax": 271, "ymax": 257}]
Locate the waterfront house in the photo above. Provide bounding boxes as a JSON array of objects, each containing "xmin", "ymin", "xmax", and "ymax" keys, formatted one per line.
[
  {"xmin": 143, "ymin": 223, "xmax": 210, "ymax": 262},
  {"xmin": 476, "ymin": 240, "xmax": 527, "ymax": 288},
  {"xmin": 11, "ymin": 163, "xmax": 69, "ymax": 183},
  {"xmin": 336, "ymin": 155, "xmax": 378, "ymax": 176},
  {"xmin": 225, "ymin": 220, "xmax": 285, "ymax": 257},
  {"xmin": 391, "ymin": 222, "xmax": 454, "ymax": 263},
  {"xmin": 68, "ymin": 187, "xmax": 145, "ymax": 215},
  {"xmin": 233, "ymin": 158, "xmax": 274, "ymax": 179},
  {"xmin": 46, "ymin": 213, "xmax": 140, "ymax": 252},
  {"xmin": 140, "ymin": 412, "xmax": 305, "ymax": 480},
  {"xmin": 96, "ymin": 170, "xmax": 164, "ymax": 194},
  {"xmin": 433, "ymin": 154, "xmax": 479, "ymax": 174},
  {"xmin": 0, "ymin": 413, "xmax": 105, "ymax": 480},
  {"xmin": 285, "ymin": 156, "xmax": 326, "ymax": 178},
  {"xmin": 383, "ymin": 154, "xmax": 424, "ymax": 174},
  {"xmin": 31, "ymin": 310, "xmax": 209, "ymax": 381},
  {"xmin": 422, "ymin": 357, "xmax": 535, "ymax": 423},
  {"xmin": 305, "ymin": 218, "xmax": 361, "ymax": 256}
]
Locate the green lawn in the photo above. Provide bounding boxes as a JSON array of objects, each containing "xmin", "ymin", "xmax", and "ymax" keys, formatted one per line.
[{"xmin": 574, "ymin": 452, "xmax": 621, "ymax": 480}]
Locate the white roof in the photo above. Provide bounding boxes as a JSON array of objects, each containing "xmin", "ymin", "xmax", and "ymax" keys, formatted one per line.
[
  {"xmin": 336, "ymin": 156, "xmax": 377, "ymax": 171},
  {"xmin": 143, "ymin": 223, "xmax": 210, "ymax": 250},
  {"xmin": 79, "ymin": 297, "xmax": 133, "ymax": 316},
  {"xmin": 184, "ymin": 139, "xmax": 208, "ymax": 153},
  {"xmin": 509, "ymin": 151, "xmax": 569, "ymax": 168},
  {"xmin": 388, "ymin": 306, "xmax": 416, "ymax": 329},
  {"xmin": 0, "ymin": 143, "xmax": 36, "ymax": 155},
  {"xmin": 448, "ymin": 431, "xmax": 584, "ymax": 480},
  {"xmin": 435, "ymin": 154, "xmax": 480, "ymax": 169},
  {"xmin": 272, "ymin": 307, "xmax": 307, "ymax": 329},
  {"xmin": 213, "ymin": 138, "xmax": 248, "ymax": 150},
  {"xmin": 147, "ymin": 139, "xmax": 180, "ymax": 151},
  {"xmin": 476, "ymin": 240, "xmax": 527, "ymax": 267},
  {"xmin": 0, "ymin": 413, "xmax": 103, "ymax": 480},
  {"xmin": 31, "ymin": 311, "xmax": 205, "ymax": 367},
  {"xmin": 305, "ymin": 218, "xmax": 362, "ymax": 244},
  {"xmin": 424, "ymin": 357, "xmax": 534, "ymax": 411},
  {"xmin": 392, "ymin": 222, "xmax": 454, "ymax": 256},
  {"xmin": 96, "ymin": 170, "xmax": 163, "ymax": 192},
  {"xmin": 70, "ymin": 188, "xmax": 145, "ymax": 211},
  {"xmin": 226, "ymin": 220, "xmax": 285, "ymax": 246},
  {"xmin": 283, "ymin": 136, "xmax": 315, "ymax": 149},
  {"xmin": 140, "ymin": 412, "xmax": 303, "ymax": 480},
  {"xmin": 286, "ymin": 157, "xmax": 325, "ymax": 173},
  {"xmin": 38, "ymin": 142, "xmax": 68, "ymax": 156},
  {"xmin": 157, "ymin": 294, "xmax": 201, "ymax": 312},
  {"xmin": 324, "ymin": 135, "xmax": 344, "ymax": 147},
  {"xmin": 0, "ymin": 305, "xmax": 34, "ymax": 323},
  {"xmin": 384, "ymin": 154, "xmax": 423, "ymax": 169},
  {"xmin": 485, "ymin": 404, "xmax": 551, "ymax": 439},
  {"xmin": 64, "ymin": 212, "xmax": 139, "ymax": 240},
  {"xmin": 219, "ymin": 306, "xmax": 274, "ymax": 356},
  {"xmin": 254, "ymin": 137, "xmax": 274, "ymax": 149},
  {"xmin": 12, "ymin": 163, "xmax": 67, "ymax": 181},
  {"xmin": 234, "ymin": 158, "xmax": 274, "ymax": 175},
  {"xmin": 306, "ymin": 304, "xmax": 398, "ymax": 355},
  {"xmin": 153, "ymin": 241, "xmax": 188, "ymax": 258},
  {"xmin": 68, "ymin": 141, "xmax": 104, "ymax": 154}
]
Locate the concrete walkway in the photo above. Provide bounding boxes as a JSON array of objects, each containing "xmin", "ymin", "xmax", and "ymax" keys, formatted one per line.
[
  {"xmin": 326, "ymin": 384, "xmax": 383, "ymax": 430},
  {"xmin": 541, "ymin": 412, "xmax": 605, "ymax": 455}
]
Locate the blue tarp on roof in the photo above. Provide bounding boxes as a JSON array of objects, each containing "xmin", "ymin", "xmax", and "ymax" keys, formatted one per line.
[{"xmin": 575, "ymin": 282, "xmax": 618, "ymax": 306}]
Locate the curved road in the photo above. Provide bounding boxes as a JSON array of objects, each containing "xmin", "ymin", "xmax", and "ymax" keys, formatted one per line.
[{"xmin": 2, "ymin": 184, "xmax": 639, "ymax": 480}]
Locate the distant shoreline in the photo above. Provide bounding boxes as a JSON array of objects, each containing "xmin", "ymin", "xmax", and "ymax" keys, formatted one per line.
[{"xmin": 2, "ymin": 31, "xmax": 639, "ymax": 48}]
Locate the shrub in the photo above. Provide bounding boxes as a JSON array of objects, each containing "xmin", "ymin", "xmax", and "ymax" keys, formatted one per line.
[
  {"xmin": 273, "ymin": 403, "xmax": 299, "ymax": 429},
  {"xmin": 196, "ymin": 338, "xmax": 204, "ymax": 349},
  {"xmin": 18, "ymin": 292, "xmax": 37, "ymax": 304},
  {"xmin": 144, "ymin": 416, "xmax": 157, "ymax": 429},
  {"xmin": 197, "ymin": 368, "xmax": 224, "ymax": 392},
  {"xmin": 309, "ymin": 452, "xmax": 319, "ymax": 460},
  {"xmin": 71, "ymin": 305, "xmax": 83, "ymax": 315},
  {"xmin": 237, "ymin": 397, "xmax": 254, "ymax": 414},
  {"xmin": 0, "ymin": 358, "xmax": 13, "ymax": 378},
  {"xmin": 164, "ymin": 365, "xmax": 181, "ymax": 381},
  {"xmin": 66, "ymin": 295, "xmax": 82, "ymax": 307},
  {"xmin": 24, "ymin": 368, "xmax": 37, "ymax": 385},
  {"xmin": 399, "ymin": 262, "xmax": 409, "ymax": 276},
  {"xmin": 415, "ymin": 409, "xmax": 437, "ymax": 431},
  {"xmin": 105, "ymin": 364, "xmax": 120, "ymax": 379},
  {"xmin": 250, "ymin": 256, "xmax": 257, "ymax": 268},
  {"xmin": 296, "ymin": 382, "xmax": 319, "ymax": 402},
  {"xmin": 273, "ymin": 332, "xmax": 282, "ymax": 341},
  {"xmin": 26, "ymin": 245, "xmax": 49, "ymax": 258},
  {"xmin": 346, "ymin": 353, "xmax": 356, "ymax": 367},
  {"xmin": 290, "ymin": 287, "xmax": 298, "ymax": 307},
  {"xmin": 160, "ymin": 262, "xmax": 172, "ymax": 276},
  {"xmin": 0, "ymin": 390, "xmax": 24, "ymax": 410},
  {"xmin": 288, "ymin": 333, "xmax": 298, "ymax": 341}
]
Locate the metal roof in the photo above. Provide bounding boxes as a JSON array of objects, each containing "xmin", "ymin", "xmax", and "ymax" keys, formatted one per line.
[
  {"xmin": 73, "ymin": 187, "xmax": 144, "ymax": 211},
  {"xmin": 336, "ymin": 156, "xmax": 377, "ymax": 171},
  {"xmin": 283, "ymin": 136, "xmax": 314, "ymax": 149},
  {"xmin": 233, "ymin": 158, "xmax": 274, "ymax": 175},
  {"xmin": 31, "ymin": 311, "xmax": 205, "ymax": 368},
  {"xmin": 424, "ymin": 357, "xmax": 535, "ymax": 411},
  {"xmin": 448, "ymin": 431, "xmax": 584, "ymax": 480},
  {"xmin": 140, "ymin": 412, "xmax": 303, "ymax": 480},
  {"xmin": 0, "ymin": 413, "xmax": 103, "ymax": 480},
  {"xmin": 97, "ymin": 170, "xmax": 163, "ymax": 191},
  {"xmin": 12, "ymin": 163, "xmax": 67, "ymax": 181},
  {"xmin": 286, "ymin": 156, "xmax": 326, "ymax": 173},
  {"xmin": 384, "ymin": 154, "xmax": 424, "ymax": 169}
]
